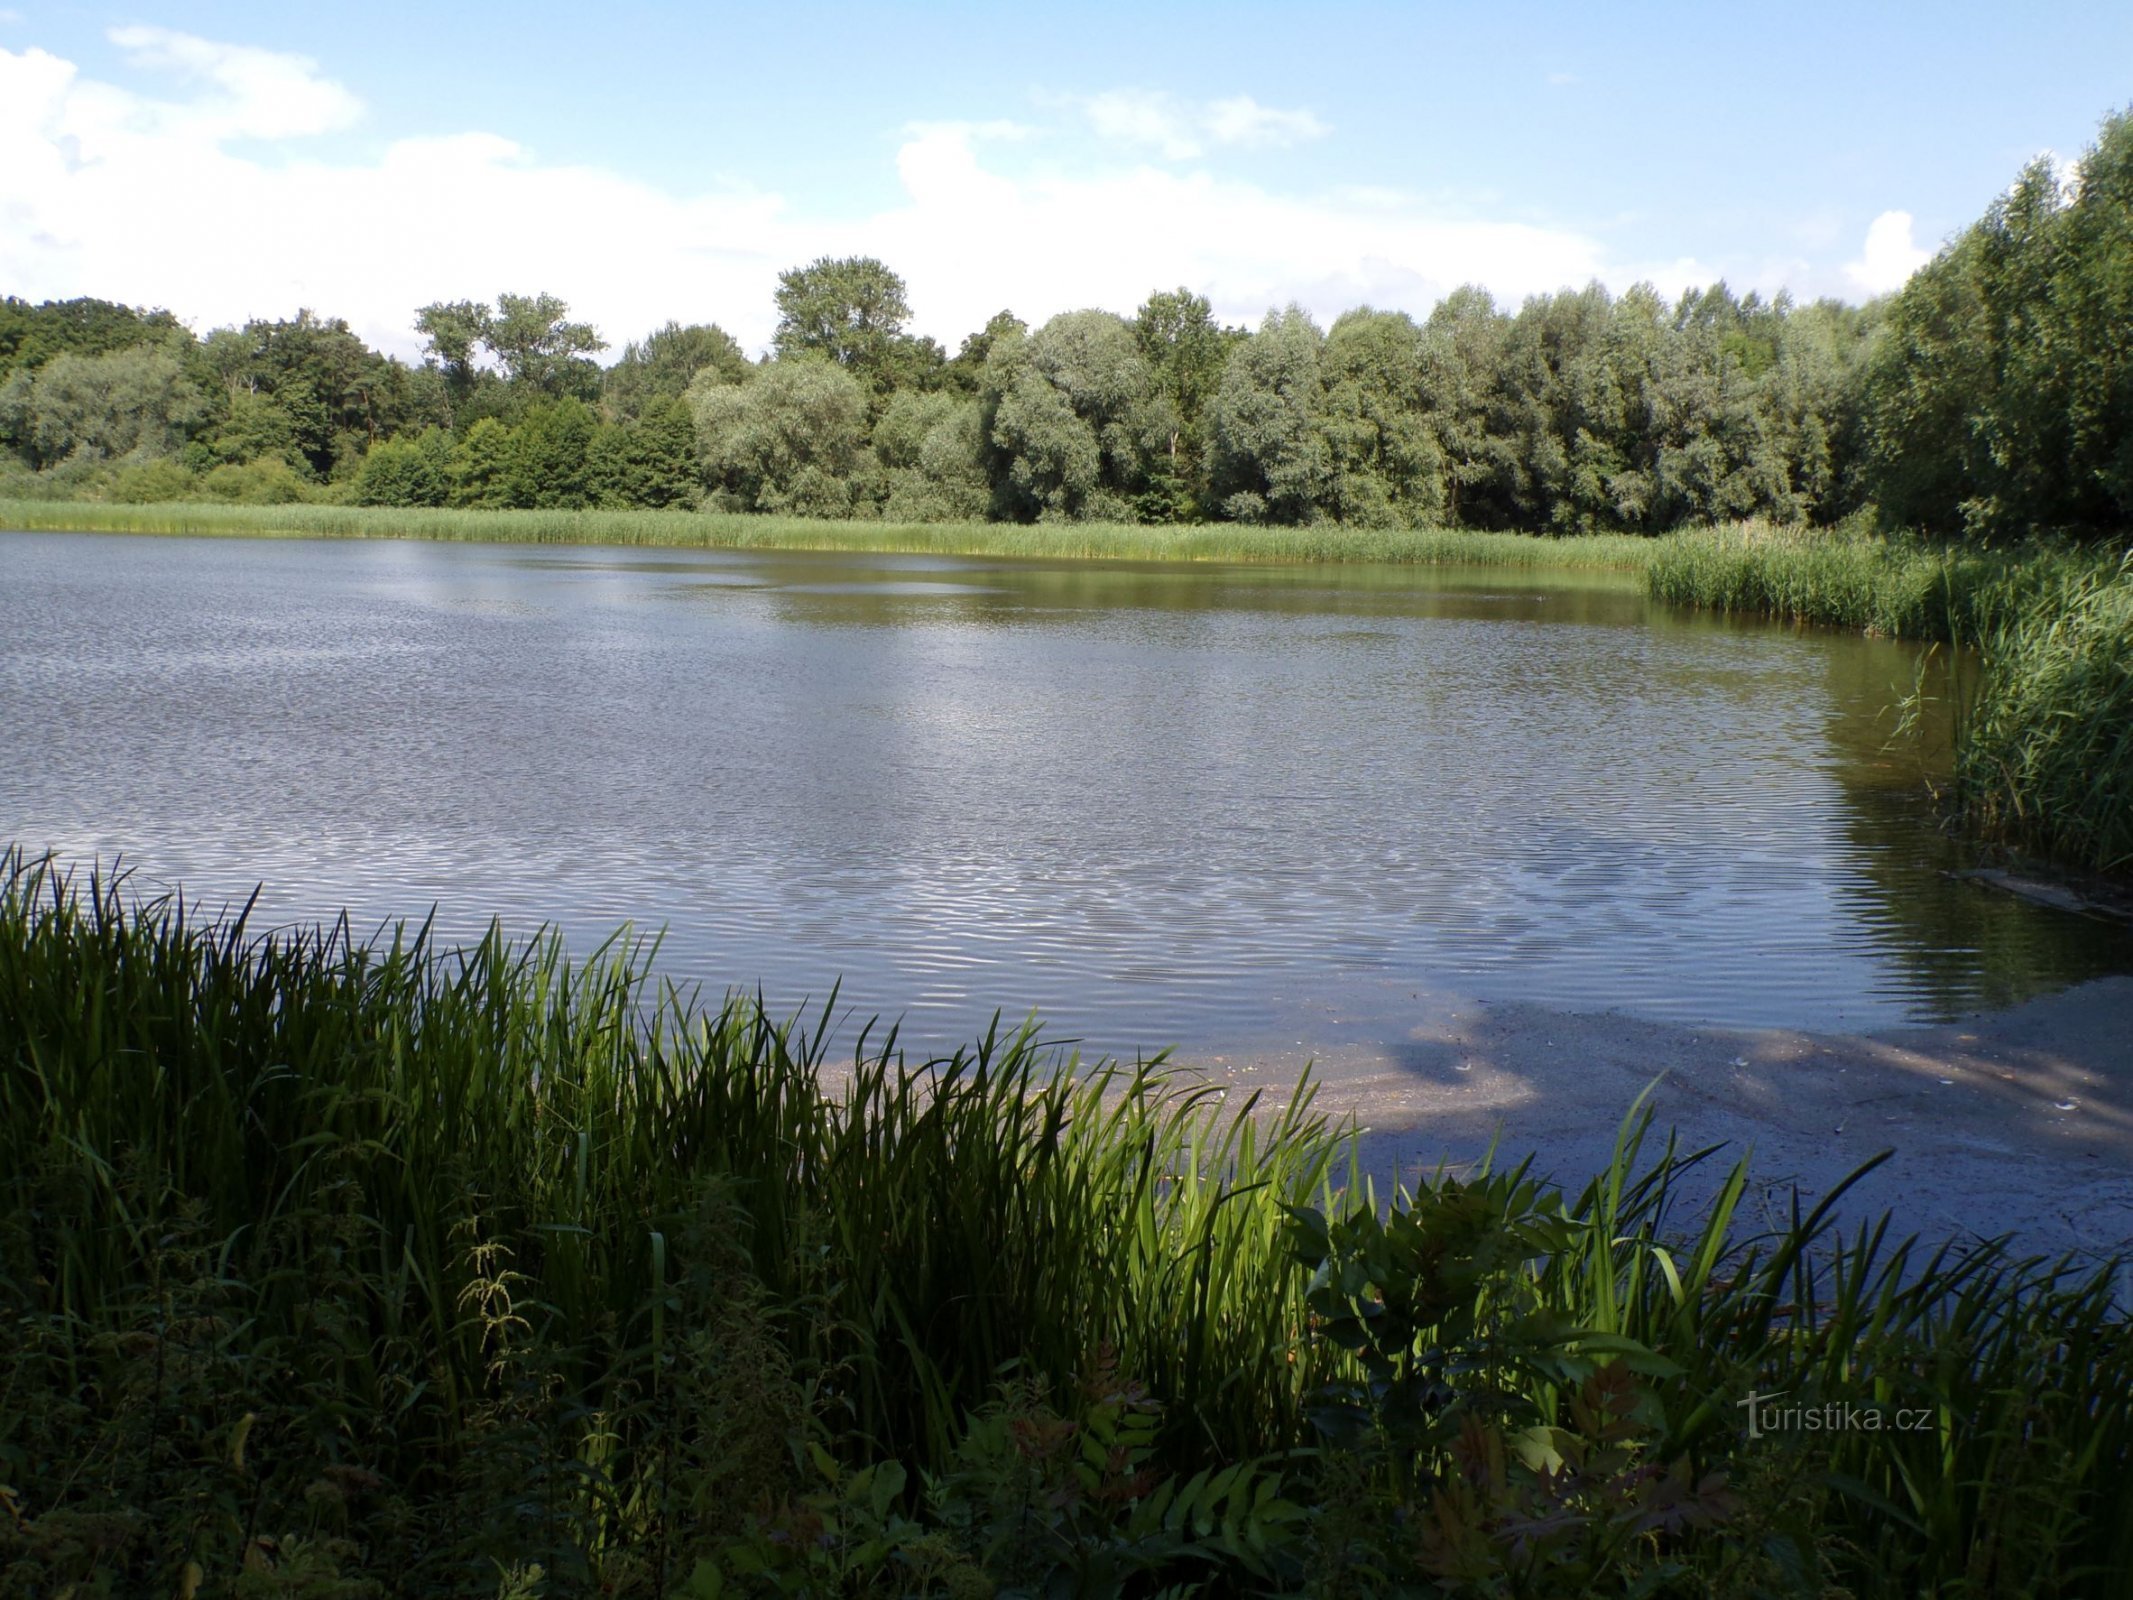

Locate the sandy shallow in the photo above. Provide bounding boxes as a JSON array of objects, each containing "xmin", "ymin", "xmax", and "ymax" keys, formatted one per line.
[{"xmin": 1196, "ymin": 975, "xmax": 2133, "ymax": 1263}]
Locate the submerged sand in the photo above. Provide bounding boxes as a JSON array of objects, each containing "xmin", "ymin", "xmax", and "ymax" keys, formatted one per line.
[{"xmin": 1201, "ymin": 976, "xmax": 2133, "ymax": 1262}]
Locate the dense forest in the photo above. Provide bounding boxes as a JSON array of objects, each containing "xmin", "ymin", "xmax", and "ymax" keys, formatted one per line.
[{"xmin": 4, "ymin": 112, "xmax": 2129, "ymax": 544}]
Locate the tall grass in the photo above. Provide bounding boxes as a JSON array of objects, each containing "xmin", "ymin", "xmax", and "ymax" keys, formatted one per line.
[
  {"xmin": 5, "ymin": 849, "xmax": 2131, "ymax": 1595},
  {"xmin": 0, "ymin": 497, "xmax": 1660, "ymax": 571},
  {"xmin": 1646, "ymin": 519, "xmax": 2112, "ymax": 641},
  {"xmin": 1954, "ymin": 557, "xmax": 2133, "ymax": 873}
]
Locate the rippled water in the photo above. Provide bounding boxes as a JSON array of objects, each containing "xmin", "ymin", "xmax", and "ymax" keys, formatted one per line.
[{"xmin": 4, "ymin": 530, "xmax": 2128, "ymax": 1056}]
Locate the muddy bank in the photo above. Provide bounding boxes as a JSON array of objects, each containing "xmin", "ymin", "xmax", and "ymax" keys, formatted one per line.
[{"xmin": 1201, "ymin": 975, "xmax": 2133, "ymax": 1262}]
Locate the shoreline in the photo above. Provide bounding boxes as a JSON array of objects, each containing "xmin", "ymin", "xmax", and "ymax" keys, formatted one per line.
[
  {"xmin": 0, "ymin": 498, "xmax": 1659, "ymax": 570},
  {"xmin": 1209, "ymin": 974, "xmax": 2133, "ymax": 1262}
]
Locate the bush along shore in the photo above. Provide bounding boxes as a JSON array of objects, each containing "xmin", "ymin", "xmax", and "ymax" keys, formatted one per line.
[{"xmin": 5, "ymin": 850, "xmax": 2132, "ymax": 1599}]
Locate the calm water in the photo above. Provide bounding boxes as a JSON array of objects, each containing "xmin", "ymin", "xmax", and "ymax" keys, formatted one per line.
[{"xmin": 4, "ymin": 531, "xmax": 2128, "ymax": 1057}]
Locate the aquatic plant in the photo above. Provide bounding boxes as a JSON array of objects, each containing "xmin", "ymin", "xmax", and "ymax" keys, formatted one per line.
[
  {"xmin": 5, "ymin": 851, "xmax": 2130, "ymax": 1595},
  {"xmin": 0, "ymin": 495, "xmax": 1656, "ymax": 571}
]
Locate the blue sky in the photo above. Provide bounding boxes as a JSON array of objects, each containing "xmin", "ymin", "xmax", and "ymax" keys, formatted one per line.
[{"xmin": 3, "ymin": 2, "xmax": 2127, "ymax": 359}]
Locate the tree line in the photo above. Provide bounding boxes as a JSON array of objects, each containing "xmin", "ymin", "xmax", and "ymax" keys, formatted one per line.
[{"xmin": 4, "ymin": 111, "xmax": 2128, "ymax": 543}]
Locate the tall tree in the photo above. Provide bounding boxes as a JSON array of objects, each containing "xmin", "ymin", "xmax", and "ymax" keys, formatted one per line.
[
  {"xmin": 603, "ymin": 321, "xmax": 752, "ymax": 421},
  {"xmin": 692, "ymin": 359, "xmax": 871, "ymax": 516},
  {"xmin": 1132, "ymin": 288, "xmax": 1232, "ymax": 520},
  {"xmin": 1209, "ymin": 307, "xmax": 1332, "ymax": 524},
  {"xmin": 985, "ymin": 310, "xmax": 1165, "ymax": 522},
  {"xmin": 414, "ymin": 300, "xmax": 490, "ymax": 400},
  {"xmin": 484, "ymin": 293, "xmax": 606, "ymax": 400},
  {"xmin": 772, "ymin": 257, "xmax": 914, "ymax": 393}
]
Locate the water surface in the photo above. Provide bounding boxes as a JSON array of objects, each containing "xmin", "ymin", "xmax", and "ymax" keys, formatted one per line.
[{"xmin": 4, "ymin": 531, "xmax": 2127, "ymax": 1058}]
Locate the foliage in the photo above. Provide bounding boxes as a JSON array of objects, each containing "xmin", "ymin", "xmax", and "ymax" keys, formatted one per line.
[
  {"xmin": 1865, "ymin": 111, "xmax": 2133, "ymax": 542},
  {"xmin": 8, "ymin": 344, "xmax": 207, "ymax": 468},
  {"xmin": 1322, "ymin": 308, "xmax": 1447, "ymax": 528},
  {"xmin": 771, "ymin": 257, "xmax": 942, "ymax": 402},
  {"xmin": 485, "ymin": 293, "xmax": 607, "ymax": 400},
  {"xmin": 983, "ymin": 309, "xmax": 1166, "ymax": 522},
  {"xmin": 191, "ymin": 310, "xmax": 439, "ymax": 478},
  {"xmin": 416, "ymin": 294, "xmax": 605, "ymax": 415},
  {"xmin": 0, "ymin": 294, "xmax": 187, "ymax": 375},
  {"xmin": 2, "ymin": 855, "xmax": 2130, "ymax": 1597},
  {"xmin": 604, "ymin": 323, "xmax": 752, "ymax": 423},
  {"xmin": 692, "ymin": 358, "xmax": 872, "ymax": 516},
  {"xmin": 1211, "ymin": 305, "xmax": 1334, "ymax": 524},
  {"xmin": 354, "ymin": 428, "xmax": 453, "ymax": 508},
  {"xmin": 872, "ymin": 390, "xmax": 990, "ymax": 523},
  {"xmin": 1955, "ymin": 555, "xmax": 2133, "ymax": 872},
  {"xmin": 1132, "ymin": 288, "xmax": 1235, "ymax": 522}
]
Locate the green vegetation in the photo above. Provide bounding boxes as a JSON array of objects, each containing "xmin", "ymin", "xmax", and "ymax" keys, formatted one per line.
[
  {"xmin": 0, "ymin": 496, "xmax": 1657, "ymax": 570},
  {"xmin": 1648, "ymin": 521, "xmax": 2115, "ymax": 641},
  {"xmin": 6, "ymin": 850, "xmax": 2132, "ymax": 1597},
  {"xmin": 1954, "ymin": 559, "xmax": 2133, "ymax": 873}
]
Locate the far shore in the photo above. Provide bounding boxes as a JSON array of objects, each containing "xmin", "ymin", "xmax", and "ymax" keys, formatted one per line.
[
  {"xmin": 1210, "ymin": 975, "xmax": 2133, "ymax": 1264},
  {"xmin": 0, "ymin": 497, "xmax": 1662, "ymax": 569}
]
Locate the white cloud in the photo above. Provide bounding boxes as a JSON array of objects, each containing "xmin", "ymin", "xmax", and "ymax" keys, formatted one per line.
[
  {"xmin": 1546, "ymin": 71, "xmax": 1579, "ymax": 87},
  {"xmin": 1202, "ymin": 95, "xmax": 1330, "ymax": 150},
  {"xmin": 0, "ymin": 31, "xmax": 1739, "ymax": 365},
  {"xmin": 107, "ymin": 26, "xmax": 363, "ymax": 139},
  {"xmin": 1076, "ymin": 89, "xmax": 1328, "ymax": 160},
  {"xmin": 863, "ymin": 125, "xmax": 1615, "ymax": 340},
  {"xmin": 1843, "ymin": 210, "xmax": 1932, "ymax": 296}
]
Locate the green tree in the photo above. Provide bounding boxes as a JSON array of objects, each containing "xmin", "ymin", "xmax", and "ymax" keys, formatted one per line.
[
  {"xmin": 415, "ymin": 299, "xmax": 491, "ymax": 402},
  {"xmin": 1132, "ymin": 289, "xmax": 1232, "ymax": 519},
  {"xmin": 873, "ymin": 388, "xmax": 988, "ymax": 521},
  {"xmin": 772, "ymin": 257, "xmax": 922, "ymax": 399},
  {"xmin": 190, "ymin": 309, "xmax": 430, "ymax": 477},
  {"xmin": 1209, "ymin": 307, "xmax": 1332, "ymax": 524},
  {"xmin": 944, "ymin": 311, "xmax": 1026, "ymax": 394},
  {"xmin": 204, "ymin": 388, "xmax": 303, "ymax": 469},
  {"xmin": 1419, "ymin": 286, "xmax": 1511, "ymax": 527},
  {"xmin": 353, "ymin": 429, "xmax": 452, "ymax": 507},
  {"xmin": 20, "ymin": 345, "xmax": 206, "ymax": 467},
  {"xmin": 0, "ymin": 297, "xmax": 188, "ymax": 379},
  {"xmin": 1865, "ymin": 112, "xmax": 2133, "ymax": 541},
  {"xmin": 449, "ymin": 416, "xmax": 518, "ymax": 508},
  {"xmin": 692, "ymin": 358, "xmax": 870, "ymax": 516},
  {"xmin": 603, "ymin": 322, "xmax": 752, "ymax": 422},
  {"xmin": 502, "ymin": 398, "xmax": 598, "ymax": 507},
  {"xmin": 587, "ymin": 398, "xmax": 700, "ymax": 508},
  {"xmin": 1321, "ymin": 308, "xmax": 1445, "ymax": 527},
  {"xmin": 485, "ymin": 293, "xmax": 606, "ymax": 400},
  {"xmin": 985, "ymin": 310, "xmax": 1165, "ymax": 522}
]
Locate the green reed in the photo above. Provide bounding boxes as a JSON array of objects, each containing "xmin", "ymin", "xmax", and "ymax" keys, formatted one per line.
[
  {"xmin": 4, "ymin": 853, "xmax": 2130, "ymax": 1596},
  {"xmin": 0, "ymin": 497, "xmax": 1656, "ymax": 570},
  {"xmin": 1954, "ymin": 556, "xmax": 2133, "ymax": 874},
  {"xmin": 1644, "ymin": 520, "xmax": 2110, "ymax": 641}
]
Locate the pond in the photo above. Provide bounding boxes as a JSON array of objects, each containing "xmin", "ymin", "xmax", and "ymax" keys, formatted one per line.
[{"xmin": 4, "ymin": 530, "xmax": 2128, "ymax": 1061}]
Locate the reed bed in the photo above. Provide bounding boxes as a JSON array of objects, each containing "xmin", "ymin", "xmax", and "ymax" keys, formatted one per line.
[
  {"xmin": 0, "ymin": 497, "xmax": 1657, "ymax": 571},
  {"xmin": 1955, "ymin": 556, "xmax": 2133, "ymax": 873},
  {"xmin": 5, "ymin": 849, "xmax": 2131, "ymax": 1596},
  {"xmin": 1644, "ymin": 520, "xmax": 2113, "ymax": 641}
]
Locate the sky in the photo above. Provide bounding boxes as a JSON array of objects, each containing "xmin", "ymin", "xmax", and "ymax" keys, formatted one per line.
[{"xmin": 1, "ymin": 2, "xmax": 2128, "ymax": 363}]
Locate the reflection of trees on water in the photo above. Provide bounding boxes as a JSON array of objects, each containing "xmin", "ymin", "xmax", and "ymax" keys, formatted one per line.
[
  {"xmin": 745, "ymin": 555, "xmax": 1650, "ymax": 634},
  {"xmin": 1814, "ymin": 634, "xmax": 2133, "ymax": 1018}
]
